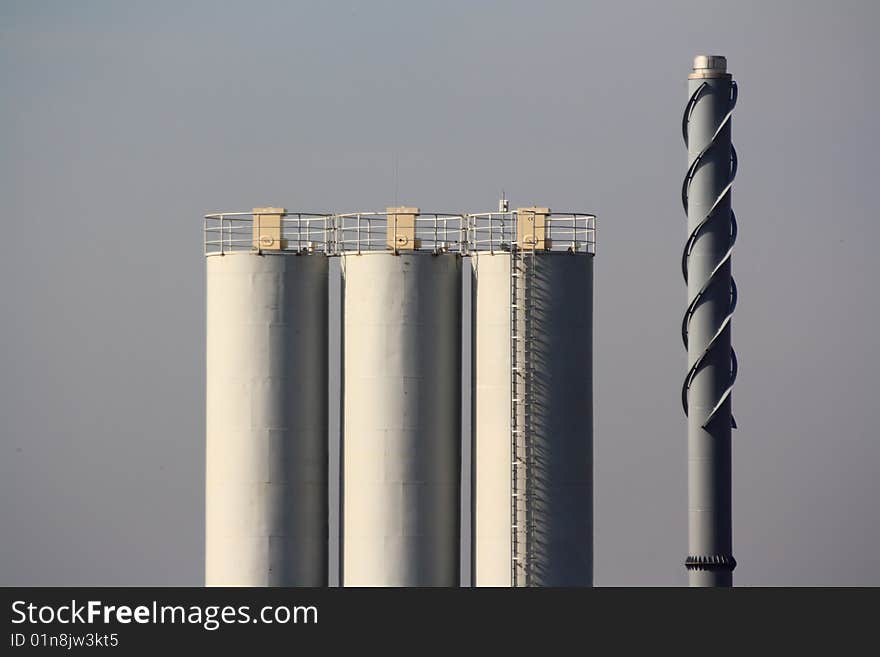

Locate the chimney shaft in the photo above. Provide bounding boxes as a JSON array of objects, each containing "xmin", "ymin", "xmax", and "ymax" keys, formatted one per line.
[{"xmin": 681, "ymin": 55, "xmax": 738, "ymax": 587}]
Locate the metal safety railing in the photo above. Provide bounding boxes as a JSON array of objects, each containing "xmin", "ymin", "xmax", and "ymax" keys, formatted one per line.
[
  {"xmin": 331, "ymin": 211, "xmax": 467, "ymax": 255},
  {"xmin": 467, "ymin": 211, "xmax": 596, "ymax": 254},
  {"xmin": 204, "ymin": 211, "xmax": 332, "ymax": 255},
  {"xmin": 204, "ymin": 209, "xmax": 596, "ymax": 257}
]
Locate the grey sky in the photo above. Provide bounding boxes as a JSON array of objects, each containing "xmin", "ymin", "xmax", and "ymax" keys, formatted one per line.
[{"xmin": 1, "ymin": 0, "xmax": 878, "ymax": 586}]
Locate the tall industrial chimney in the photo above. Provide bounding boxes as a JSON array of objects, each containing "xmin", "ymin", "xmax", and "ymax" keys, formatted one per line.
[{"xmin": 681, "ymin": 55, "xmax": 738, "ymax": 586}]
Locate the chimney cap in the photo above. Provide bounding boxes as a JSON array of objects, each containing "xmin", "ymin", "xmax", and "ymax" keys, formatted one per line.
[
  {"xmin": 689, "ymin": 55, "xmax": 731, "ymax": 79},
  {"xmin": 693, "ymin": 55, "xmax": 726, "ymax": 71}
]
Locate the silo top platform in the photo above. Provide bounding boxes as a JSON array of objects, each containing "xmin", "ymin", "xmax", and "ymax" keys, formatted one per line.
[
  {"xmin": 204, "ymin": 206, "xmax": 596, "ymax": 256},
  {"xmin": 468, "ymin": 209, "xmax": 596, "ymax": 254},
  {"xmin": 204, "ymin": 208, "xmax": 332, "ymax": 256},
  {"xmin": 334, "ymin": 208, "xmax": 467, "ymax": 254}
]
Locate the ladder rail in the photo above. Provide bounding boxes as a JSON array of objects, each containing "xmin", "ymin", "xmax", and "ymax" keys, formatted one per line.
[
  {"xmin": 509, "ymin": 242, "xmax": 521, "ymax": 586},
  {"xmin": 523, "ymin": 244, "xmax": 535, "ymax": 587},
  {"xmin": 510, "ymin": 211, "xmax": 538, "ymax": 587}
]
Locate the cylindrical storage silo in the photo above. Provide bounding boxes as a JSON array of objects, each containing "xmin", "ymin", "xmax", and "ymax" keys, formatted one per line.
[
  {"xmin": 341, "ymin": 251, "xmax": 461, "ymax": 586},
  {"xmin": 471, "ymin": 209, "xmax": 594, "ymax": 587},
  {"xmin": 205, "ymin": 247, "xmax": 328, "ymax": 586}
]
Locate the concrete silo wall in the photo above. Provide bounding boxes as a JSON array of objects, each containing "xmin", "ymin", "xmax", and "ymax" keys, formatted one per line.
[
  {"xmin": 205, "ymin": 252, "xmax": 328, "ymax": 586},
  {"xmin": 341, "ymin": 252, "xmax": 461, "ymax": 586},
  {"xmin": 472, "ymin": 252, "xmax": 593, "ymax": 586}
]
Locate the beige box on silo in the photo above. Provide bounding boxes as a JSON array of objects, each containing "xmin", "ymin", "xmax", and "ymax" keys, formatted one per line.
[
  {"xmin": 252, "ymin": 207, "xmax": 288, "ymax": 250},
  {"xmin": 516, "ymin": 207, "xmax": 551, "ymax": 250},
  {"xmin": 386, "ymin": 206, "xmax": 421, "ymax": 250}
]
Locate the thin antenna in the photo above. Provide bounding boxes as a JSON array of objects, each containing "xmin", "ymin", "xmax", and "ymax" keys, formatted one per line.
[{"xmin": 394, "ymin": 153, "xmax": 399, "ymax": 206}]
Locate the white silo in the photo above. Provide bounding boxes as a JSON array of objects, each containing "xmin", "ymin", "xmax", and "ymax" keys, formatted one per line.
[
  {"xmin": 204, "ymin": 208, "xmax": 330, "ymax": 586},
  {"xmin": 470, "ymin": 207, "xmax": 595, "ymax": 586},
  {"xmin": 337, "ymin": 208, "xmax": 463, "ymax": 586}
]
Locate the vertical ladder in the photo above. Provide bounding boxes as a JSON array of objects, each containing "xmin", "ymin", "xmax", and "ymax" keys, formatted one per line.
[
  {"xmin": 509, "ymin": 241, "xmax": 521, "ymax": 587},
  {"xmin": 510, "ymin": 231, "xmax": 537, "ymax": 587}
]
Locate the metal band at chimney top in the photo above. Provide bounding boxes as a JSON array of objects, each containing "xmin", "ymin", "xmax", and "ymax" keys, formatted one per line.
[{"xmin": 681, "ymin": 55, "xmax": 738, "ymax": 586}]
